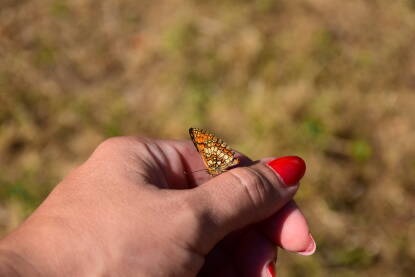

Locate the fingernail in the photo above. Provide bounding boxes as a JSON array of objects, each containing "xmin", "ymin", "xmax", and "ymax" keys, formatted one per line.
[
  {"xmin": 265, "ymin": 262, "xmax": 276, "ymax": 277},
  {"xmin": 267, "ymin": 156, "xmax": 306, "ymax": 186},
  {"xmin": 297, "ymin": 234, "xmax": 316, "ymax": 256}
]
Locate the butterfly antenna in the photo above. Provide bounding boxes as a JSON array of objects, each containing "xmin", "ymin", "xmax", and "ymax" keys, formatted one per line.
[{"xmin": 184, "ymin": 169, "xmax": 208, "ymax": 175}]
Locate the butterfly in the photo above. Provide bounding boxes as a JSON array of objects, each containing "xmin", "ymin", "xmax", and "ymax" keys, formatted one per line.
[{"xmin": 189, "ymin": 127, "xmax": 240, "ymax": 176}]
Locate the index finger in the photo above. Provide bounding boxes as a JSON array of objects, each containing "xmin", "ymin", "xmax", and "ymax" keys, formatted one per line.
[{"xmin": 157, "ymin": 139, "xmax": 253, "ymax": 186}]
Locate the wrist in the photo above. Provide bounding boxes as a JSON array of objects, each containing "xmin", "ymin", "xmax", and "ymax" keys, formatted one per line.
[
  {"xmin": 0, "ymin": 248, "xmax": 40, "ymax": 277},
  {"xmin": 0, "ymin": 212, "xmax": 105, "ymax": 277}
]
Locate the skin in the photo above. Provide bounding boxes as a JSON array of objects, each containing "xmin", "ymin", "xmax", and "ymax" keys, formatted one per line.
[{"xmin": 0, "ymin": 136, "xmax": 312, "ymax": 276}]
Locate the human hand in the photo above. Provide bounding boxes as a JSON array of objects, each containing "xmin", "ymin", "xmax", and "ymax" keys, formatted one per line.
[{"xmin": 0, "ymin": 136, "xmax": 315, "ymax": 276}]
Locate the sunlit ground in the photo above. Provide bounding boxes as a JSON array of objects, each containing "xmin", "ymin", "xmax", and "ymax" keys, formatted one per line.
[{"xmin": 1, "ymin": 0, "xmax": 415, "ymax": 275}]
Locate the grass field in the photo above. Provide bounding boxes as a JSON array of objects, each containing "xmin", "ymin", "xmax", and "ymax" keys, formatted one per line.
[{"xmin": 1, "ymin": 0, "xmax": 415, "ymax": 276}]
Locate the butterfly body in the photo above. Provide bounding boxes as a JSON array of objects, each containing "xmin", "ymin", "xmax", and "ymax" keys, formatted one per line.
[{"xmin": 189, "ymin": 128, "xmax": 240, "ymax": 176}]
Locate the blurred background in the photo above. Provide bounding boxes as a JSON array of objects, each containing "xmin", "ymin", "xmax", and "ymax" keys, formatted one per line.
[{"xmin": 1, "ymin": 0, "xmax": 415, "ymax": 276}]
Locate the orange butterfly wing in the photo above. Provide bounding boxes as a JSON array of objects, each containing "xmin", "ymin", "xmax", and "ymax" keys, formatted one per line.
[{"xmin": 189, "ymin": 128, "xmax": 240, "ymax": 176}]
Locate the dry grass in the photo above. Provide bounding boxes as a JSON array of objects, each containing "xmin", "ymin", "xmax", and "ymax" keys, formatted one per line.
[{"xmin": 1, "ymin": 0, "xmax": 415, "ymax": 275}]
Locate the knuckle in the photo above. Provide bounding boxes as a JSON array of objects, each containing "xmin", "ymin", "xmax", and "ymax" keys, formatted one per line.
[
  {"xmin": 96, "ymin": 136, "xmax": 148, "ymax": 154},
  {"xmin": 229, "ymin": 167, "xmax": 273, "ymax": 208},
  {"xmin": 91, "ymin": 137, "xmax": 137, "ymax": 162},
  {"xmin": 96, "ymin": 137, "xmax": 127, "ymax": 151}
]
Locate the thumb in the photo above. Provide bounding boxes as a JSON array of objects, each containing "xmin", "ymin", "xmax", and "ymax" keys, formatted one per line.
[{"xmin": 191, "ymin": 156, "xmax": 306, "ymax": 246}]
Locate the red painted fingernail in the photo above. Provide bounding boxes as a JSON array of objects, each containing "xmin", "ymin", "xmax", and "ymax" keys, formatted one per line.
[
  {"xmin": 297, "ymin": 234, "xmax": 316, "ymax": 256},
  {"xmin": 266, "ymin": 262, "xmax": 276, "ymax": 277},
  {"xmin": 267, "ymin": 156, "xmax": 306, "ymax": 186}
]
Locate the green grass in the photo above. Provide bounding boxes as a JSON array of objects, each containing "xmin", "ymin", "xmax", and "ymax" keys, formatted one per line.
[{"xmin": 1, "ymin": 0, "xmax": 415, "ymax": 275}]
